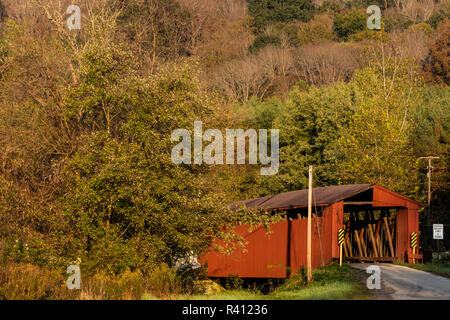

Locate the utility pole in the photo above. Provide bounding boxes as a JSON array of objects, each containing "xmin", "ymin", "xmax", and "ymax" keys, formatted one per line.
[
  {"xmin": 307, "ymin": 166, "xmax": 313, "ymax": 282},
  {"xmin": 419, "ymin": 156, "xmax": 440, "ymax": 225}
]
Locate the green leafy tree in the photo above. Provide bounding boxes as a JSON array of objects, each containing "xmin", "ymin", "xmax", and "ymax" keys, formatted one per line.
[
  {"xmin": 427, "ymin": 2, "xmax": 450, "ymax": 29},
  {"xmin": 248, "ymin": 0, "xmax": 314, "ymax": 33},
  {"xmin": 334, "ymin": 9, "xmax": 367, "ymax": 40},
  {"xmin": 60, "ymin": 61, "xmax": 233, "ymax": 274},
  {"xmin": 297, "ymin": 13, "xmax": 334, "ymax": 45},
  {"xmin": 249, "ymin": 34, "xmax": 281, "ymax": 53},
  {"xmin": 410, "ymin": 85, "xmax": 449, "ymax": 223},
  {"xmin": 334, "ymin": 43, "xmax": 423, "ymax": 196},
  {"xmin": 0, "ymin": 5, "xmax": 232, "ymax": 275},
  {"xmin": 423, "ymin": 19, "xmax": 450, "ymax": 85},
  {"xmin": 254, "ymin": 82, "xmax": 360, "ymax": 194}
]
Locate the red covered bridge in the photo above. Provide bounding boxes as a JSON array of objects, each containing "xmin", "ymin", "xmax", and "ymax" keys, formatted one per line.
[{"xmin": 201, "ymin": 184, "xmax": 423, "ymax": 278}]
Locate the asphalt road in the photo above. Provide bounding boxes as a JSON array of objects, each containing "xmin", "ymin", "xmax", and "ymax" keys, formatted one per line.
[{"xmin": 351, "ymin": 263, "xmax": 450, "ymax": 300}]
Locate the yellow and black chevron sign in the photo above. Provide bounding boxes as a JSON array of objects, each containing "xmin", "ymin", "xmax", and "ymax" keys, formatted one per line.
[
  {"xmin": 338, "ymin": 228, "xmax": 345, "ymax": 245},
  {"xmin": 410, "ymin": 232, "xmax": 418, "ymax": 248}
]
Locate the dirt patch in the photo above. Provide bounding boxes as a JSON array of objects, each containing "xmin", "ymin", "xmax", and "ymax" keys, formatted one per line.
[
  {"xmin": 350, "ymin": 263, "xmax": 396, "ymax": 299},
  {"xmin": 348, "ymin": 266, "xmax": 377, "ymax": 299}
]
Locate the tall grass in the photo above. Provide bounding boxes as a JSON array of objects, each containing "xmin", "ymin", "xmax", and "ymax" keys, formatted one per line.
[
  {"xmin": 146, "ymin": 263, "xmax": 183, "ymax": 298},
  {"xmin": 0, "ymin": 263, "xmax": 77, "ymax": 300},
  {"xmin": 1, "ymin": 262, "xmax": 372, "ymax": 300},
  {"xmin": 394, "ymin": 261, "xmax": 450, "ymax": 279},
  {"xmin": 177, "ymin": 263, "xmax": 372, "ymax": 300},
  {"xmin": 0, "ymin": 263, "xmax": 186, "ymax": 300}
]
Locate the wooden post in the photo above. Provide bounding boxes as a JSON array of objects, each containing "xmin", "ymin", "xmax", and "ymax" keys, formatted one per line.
[
  {"xmin": 346, "ymin": 237, "xmax": 353, "ymax": 257},
  {"xmin": 383, "ymin": 216, "xmax": 395, "ymax": 257},
  {"xmin": 354, "ymin": 229, "xmax": 364, "ymax": 257},
  {"xmin": 360, "ymin": 227, "xmax": 368, "ymax": 257},
  {"xmin": 353, "ymin": 212, "xmax": 364, "ymax": 257},
  {"xmin": 367, "ymin": 223, "xmax": 378, "ymax": 258},
  {"xmin": 307, "ymin": 166, "xmax": 312, "ymax": 282},
  {"xmin": 340, "ymin": 244, "xmax": 343, "ymax": 266},
  {"xmin": 364, "ymin": 211, "xmax": 370, "ymax": 256},
  {"xmin": 375, "ymin": 216, "xmax": 382, "ymax": 257},
  {"xmin": 345, "ymin": 223, "xmax": 353, "ymax": 257},
  {"xmin": 343, "ymin": 236, "xmax": 349, "ymax": 257}
]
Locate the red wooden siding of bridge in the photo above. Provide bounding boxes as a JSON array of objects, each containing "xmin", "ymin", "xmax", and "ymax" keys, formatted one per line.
[
  {"xmin": 201, "ymin": 185, "xmax": 423, "ymax": 278},
  {"xmin": 202, "ymin": 202, "xmax": 344, "ymax": 278}
]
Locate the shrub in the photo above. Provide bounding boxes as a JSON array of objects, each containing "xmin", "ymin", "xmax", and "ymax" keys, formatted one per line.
[
  {"xmin": 248, "ymin": 0, "xmax": 314, "ymax": 33},
  {"xmin": 274, "ymin": 23, "xmax": 302, "ymax": 46},
  {"xmin": 348, "ymin": 29, "xmax": 386, "ymax": 42},
  {"xmin": 0, "ymin": 0, "xmax": 6, "ymax": 22},
  {"xmin": 423, "ymin": 19, "xmax": 450, "ymax": 85},
  {"xmin": 297, "ymin": 14, "xmax": 334, "ymax": 45},
  {"xmin": 334, "ymin": 9, "xmax": 367, "ymax": 40},
  {"xmin": 80, "ymin": 269, "xmax": 146, "ymax": 300},
  {"xmin": 0, "ymin": 263, "xmax": 75, "ymax": 300},
  {"xmin": 249, "ymin": 34, "xmax": 281, "ymax": 53},
  {"xmin": 427, "ymin": 2, "xmax": 450, "ymax": 28},
  {"xmin": 278, "ymin": 267, "xmax": 308, "ymax": 291},
  {"xmin": 317, "ymin": 0, "xmax": 342, "ymax": 16},
  {"xmin": 146, "ymin": 264, "xmax": 183, "ymax": 298},
  {"xmin": 408, "ymin": 22, "xmax": 433, "ymax": 34},
  {"xmin": 383, "ymin": 15, "xmax": 415, "ymax": 33},
  {"xmin": 225, "ymin": 273, "xmax": 243, "ymax": 290},
  {"xmin": 0, "ymin": 262, "xmax": 189, "ymax": 300}
]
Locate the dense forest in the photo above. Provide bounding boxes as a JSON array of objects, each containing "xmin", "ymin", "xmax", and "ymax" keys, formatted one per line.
[{"xmin": 0, "ymin": 0, "xmax": 448, "ymax": 298}]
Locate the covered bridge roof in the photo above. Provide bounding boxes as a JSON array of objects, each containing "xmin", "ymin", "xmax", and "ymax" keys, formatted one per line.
[{"xmin": 231, "ymin": 184, "xmax": 422, "ymax": 211}]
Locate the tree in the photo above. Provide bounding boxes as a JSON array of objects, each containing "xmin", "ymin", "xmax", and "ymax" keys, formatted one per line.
[
  {"xmin": 248, "ymin": 0, "xmax": 314, "ymax": 33},
  {"xmin": 213, "ymin": 46, "xmax": 295, "ymax": 102},
  {"xmin": 427, "ymin": 1, "xmax": 450, "ymax": 28},
  {"xmin": 255, "ymin": 81, "xmax": 359, "ymax": 194},
  {"xmin": 410, "ymin": 85, "xmax": 449, "ymax": 223},
  {"xmin": 334, "ymin": 41, "xmax": 423, "ymax": 196},
  {"xmin": 333, "ymin": 9, "xmax": 367, "ymax": 40},
  {"xmin": 296, "ymin": 13, "xmax": 334, "ymax": 45},
  {"xmin": 294, "ymin": 42, "xmax": 362, "ymax": 86},
  {"xmin": 252, "ymin": 39, "xmax": 427, "ymax": 200},
  {"xmin": 0, "ymin": 0, "xmax": 7, "ymax": 23},
  {"xmin": 60, "ymin": 64, "xmax": 228, "ymax": 273},
  {"xmin": 423, "ymin": 19, "xmax": 449, "ymax": 85},
  {"xmin": 0, "ymin": 3, "xmax": 233, "ymax": 274},
  {"xmin": 249, "ymin": 34, "xmax": 281, "ymax": 53},
  {"xmin": 111, "ymin": 0, "xmax": 233, "ymax": 72}
]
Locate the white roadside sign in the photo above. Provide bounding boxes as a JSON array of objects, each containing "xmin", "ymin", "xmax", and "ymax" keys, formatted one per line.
[{"xmin": 433, "ymin": 224, "xmax": 444, "ymax": 240}]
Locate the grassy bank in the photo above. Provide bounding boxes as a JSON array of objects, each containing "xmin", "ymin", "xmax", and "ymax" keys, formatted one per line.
[
  {"xmin": 1, "ymin": 262, "xmax": 373, "ymax": 300},
  {"xmin": 394, "ymin": 261, "xmax": 450, "ymax": 279},
  {"xmin": 0, "ymin": 263, "xmax": 184, "ymax": 300},
  {"xmin": 172, "ymin": 263, "xmax": 373, "ymax": 300}
]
